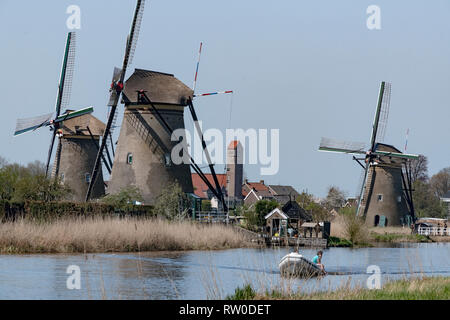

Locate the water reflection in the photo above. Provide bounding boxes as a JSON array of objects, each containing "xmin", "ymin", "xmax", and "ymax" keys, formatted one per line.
[{"xmin": 0, "ymin": 243, "xmax": 448, "ymax": 299}]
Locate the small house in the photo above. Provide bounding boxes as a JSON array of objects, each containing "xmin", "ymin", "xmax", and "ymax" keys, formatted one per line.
[{"xmin": 264, "ymin": 200, "xmax": 312, "ymax": 237}]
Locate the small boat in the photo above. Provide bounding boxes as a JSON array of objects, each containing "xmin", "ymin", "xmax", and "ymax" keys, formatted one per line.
[{"xmin": 279, "ymin": 252, "xmax": 325, "ymax": 278}]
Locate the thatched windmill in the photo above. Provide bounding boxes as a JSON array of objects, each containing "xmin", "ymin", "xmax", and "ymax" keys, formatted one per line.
[
  {"xmin": 319, "ymin": 82, "xmax": 418, "ymax": 227},
  {"xmin": 14, "ymin": 32, "xmax": 101, "ymax": 200}
]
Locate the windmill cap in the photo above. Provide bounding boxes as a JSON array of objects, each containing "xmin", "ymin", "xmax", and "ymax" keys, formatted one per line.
[{"xmin": 122, "ymin": 69, "xmax": 193, "ymax": 106}]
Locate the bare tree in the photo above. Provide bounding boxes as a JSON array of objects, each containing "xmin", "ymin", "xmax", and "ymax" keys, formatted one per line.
[
  {"xmin": 408, "ymin": 154, "xmax": 428, "ymax": 183},
  {"xmin": 324, "ymin": 186, "xmax": 347, "ymax": 210},
  {"xmin": 430, "ymin": 167, "xmax": 450, "ymax": 198}
]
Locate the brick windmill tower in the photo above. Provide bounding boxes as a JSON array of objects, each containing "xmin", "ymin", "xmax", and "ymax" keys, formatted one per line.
[
  {"xmin": 106, "ymin": 69, "xmax": 194, "ymax": 203},
  {"xmin": 319, "ymin": 82, "xmax": 418, "ymax": 227},
  {"xmin": 226, "ymin": 140, "xmax": 244, "ymax": 205},
  {"xmin": 51, "ymin": 111, "xmax": 106, "ymax": 201}
]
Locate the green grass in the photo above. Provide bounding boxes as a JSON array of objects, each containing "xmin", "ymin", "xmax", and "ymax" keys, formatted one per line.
[
  {"xmin": 371, "ymin": 233, "xmax": 430, "ymax": 243},
  {"xmin": 229, "ymin": 277, "xmax": 450, "ymax": 300},
  {"xmin": 327, "ymin": 236, "xmax": 353, "ymax": 247}
]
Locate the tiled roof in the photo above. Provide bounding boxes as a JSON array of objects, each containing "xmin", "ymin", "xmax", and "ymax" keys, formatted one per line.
[{"xmin": 191, "ymin": 173, "xmax": 227, "ymax": 199}]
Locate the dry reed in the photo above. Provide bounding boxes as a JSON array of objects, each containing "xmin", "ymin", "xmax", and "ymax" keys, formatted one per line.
[{"xmin": 0, "ymin": 217, "xmax": 253, "ymax": 254}]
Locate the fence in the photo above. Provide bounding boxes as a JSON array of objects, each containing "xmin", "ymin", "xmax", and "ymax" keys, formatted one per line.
[
  {"xmin": 195, "ymin": 211, "xmax": 230, "ymax": 223},
  {"xmin": 417, "ymin": 226, "xmax": 450, "ymax": 236}
]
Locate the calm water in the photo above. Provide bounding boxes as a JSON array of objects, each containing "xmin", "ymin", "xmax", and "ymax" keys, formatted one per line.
[{"xmin": 0, "ymin": 243, "xmax": 449, "ymax": 299}]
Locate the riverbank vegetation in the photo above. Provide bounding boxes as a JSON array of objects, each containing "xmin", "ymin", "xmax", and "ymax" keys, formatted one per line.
[
  {"xmin": 0, "ymin": 217, "xmax": 254, "ymax": 254},
  {"xmin": 227, "ymin": 276, "xmax": 450, "ymax": 300}
]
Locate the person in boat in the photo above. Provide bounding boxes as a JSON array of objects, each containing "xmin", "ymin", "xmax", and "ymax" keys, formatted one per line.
[{"xmin": 312, "ymin": 250, "xmax": 325, "ymax": 272}]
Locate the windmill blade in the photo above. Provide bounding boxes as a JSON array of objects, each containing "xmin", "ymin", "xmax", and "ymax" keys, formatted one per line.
[
  {"xmin": 125, "ymin": 0, "xmax": 145, "ymax": 66},
  {"xmin": 55, "ymin": 32, "xmax": 76, "ymax": 117},
  {"xmin": 54, "ymin": 106, "xmax": 94, "ymax": 124},
  {"xmin": 319, "ymin": 137, "xmax": 367, "ymax": 155},
  {"xmin": 108, "ymin": 67, "xmax": 123, "ymax": 106},
  {"xmin": 45, "ymin": 129, "xmax": 58, "ymax": 177},
  {"xmin": 192, "ymin": 42, "xmax": 203, "ymax": 94},
  {"xmin": 194, "ymin": 90, "xmax": 233, "ymax": 97},
  {"xmin": 373, "ymin": 150, "xmax": 419, "ymax": 160},
  {"xmin": 369, "ymin": 81, "xmax": 387, "ymax": 152},
  {"xmin": 356, "ymin": 162, "xmax": 371, "ymax": 217},
  {"xmin": 374, "ymin": 82, "xmax": 391, "ymax": 144},
  {"xmin": 14, "ymin": 112, "xmax": 54, "ymax": 136}
]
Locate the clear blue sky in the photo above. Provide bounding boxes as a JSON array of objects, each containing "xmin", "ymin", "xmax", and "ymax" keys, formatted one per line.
[{"xmin": 1, "ymin": 0, "xmax": 449, "ymax": 197}]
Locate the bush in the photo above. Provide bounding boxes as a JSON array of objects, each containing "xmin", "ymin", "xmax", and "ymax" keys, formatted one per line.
[
  {"xmin": 226, "ymin": 284, "xmax": 256, "ymax": 300},
  {"xmin": 101, "ymin": 186, "xmax": 144, "ymax": 211},
  {"xmin": 153, "ymin": 182, "xmax": 191, "ymax": 221}
]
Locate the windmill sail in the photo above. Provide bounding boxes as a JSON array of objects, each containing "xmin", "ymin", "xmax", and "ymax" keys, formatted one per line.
[
  {"xmin": 14, "ymin": 113, "xmax": 54, "ymax": 136},
  {"xmin": 319, "ymin": 137, "xmax": 366, "ymax": 155},
  {"xmin": 46, "ymin": 32, "xmax": 77, "ymax": 176},
  {"xmin": 374, "ymin": 82, "xmax": 391, "ymax": 144},
  {"xmin": 56, "ymin": 32, "xmax": 76, "ymax": 117},
  {"xmin": 356, "ymin": 162, "xmax": 371, "ymax": 216}
]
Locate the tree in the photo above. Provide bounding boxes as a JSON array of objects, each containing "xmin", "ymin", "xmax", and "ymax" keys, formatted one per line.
[
  {"xmin": 430, "ymin": 167, "xmax": 450, "ymax": 198},
  {"xmin": 244, "ymin": 199, "xmax": 278, "ymax": 228},
  {"xmin": 413, "ymin": 180, "xmax": 446, "ymax": 218},
  {"xmin": 0, "ymin": 156, "xmax": 7, "ymax": 168},
  {"xmin": 153, "ymin": 182, "xmax": 190, "ymax": 221},
  {"xmin": 201, "ymin": 200, "xmax": 211, "ymax": 212},
  {"xmin": 102, "ymin": 186, "xmax": 144, "ymax": 211},
  {"xmin": 409, "ymin": 154, "xmax": 429, "ymax": 184},
  {"xmin": 296, "ymin": 191, "xmax": 330, "ymax": 222},
  {"xmin": 324, "ymin": 186, "xmax": 347, "ymax": 210},
  {"xmin": 0, "ymin": 162, "xmax": 71, "ymax": 202}
]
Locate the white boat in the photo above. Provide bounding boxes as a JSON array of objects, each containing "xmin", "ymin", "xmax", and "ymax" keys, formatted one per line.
[{"xmin": 279, "ymin": 252, "xmax": 325, "ymax": 278}]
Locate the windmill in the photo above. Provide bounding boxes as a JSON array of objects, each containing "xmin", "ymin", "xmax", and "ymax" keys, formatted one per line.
[
  {"xmin": 14, "ymin": 32, "xmax": 98, "ymax": 199},
  {"xmin": 319, "ymin": 81, "xmax": 419, "ymax": 227},
  {"xmin": 85, "ymin": 0, "xmax": 146, "ymax": 201}
]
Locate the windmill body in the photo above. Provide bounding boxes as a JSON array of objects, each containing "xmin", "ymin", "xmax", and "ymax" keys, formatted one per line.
[
  {"xmin": 51, "ymin": 111, "xmax": 106, "ymax": 202},
  {"xmin": 360, "ymin": 143, "xmax": 411, "ymax": 227},
  {"xmin": 319, "ymin": 82, "xmax": 418, "ymax": 227},
  {"xmin": 106, "ymin": 69, "xmax": 194, "ymax": 204}
]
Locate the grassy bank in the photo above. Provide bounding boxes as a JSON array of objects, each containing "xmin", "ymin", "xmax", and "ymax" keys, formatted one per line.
[
  {"xmin": 0, "ymin": 217, "xmax": 254, "ymax": 254},
  {"xmin": 330, "ymin": 214, "xmax": 435, "ymax": 246},
  {"xmin": 227, "ymin": 276, "xmax": 450, "ymax": 300}
]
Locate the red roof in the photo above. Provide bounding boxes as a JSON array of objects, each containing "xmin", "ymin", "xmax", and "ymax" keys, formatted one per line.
[
  {"xmin": 228, "ymin": 140, "xmax": 240, "ymax": 149},
  {"xmin": 242, "ymin": 181, "xmax": 270, "ymax": 197},
  {"xmin": 191, "ymin": 173, "xmax": 227, "ymax": 199}
]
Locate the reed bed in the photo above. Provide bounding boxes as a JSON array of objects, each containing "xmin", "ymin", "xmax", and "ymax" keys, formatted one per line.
[
  {"xmin": 0, "ymin": 217, "xmax": 253, "ymax": 254},
  {"xmin": 249, "ymin": 276, "xmax": 450, "ymax": 300},
  {"xmin": 225, "ymin": 276, "xmax": 450, "ymax": 300}
]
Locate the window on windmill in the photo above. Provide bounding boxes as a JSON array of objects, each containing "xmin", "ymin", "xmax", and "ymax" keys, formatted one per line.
[
  {"xmin": 397, "ymin": 196, "xmax": 402, "ymax": 203},
  {"xmin": 377, "ymin": 194, "xmax": 383, "ymax": 202},
  {"xmin": 60, "ymin": 173, "xmax": 65, "ymax": 183},
  {"xmin": 164, "ymin": 153, "xmax": 172, "ymax": 167},
  {"xmin": 85, "ymin": 173, "xmax": 91, "ymax": 183},
  {"xmin": 127, "ymin": 153, "xmax": 133, "ymax": 165}
]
